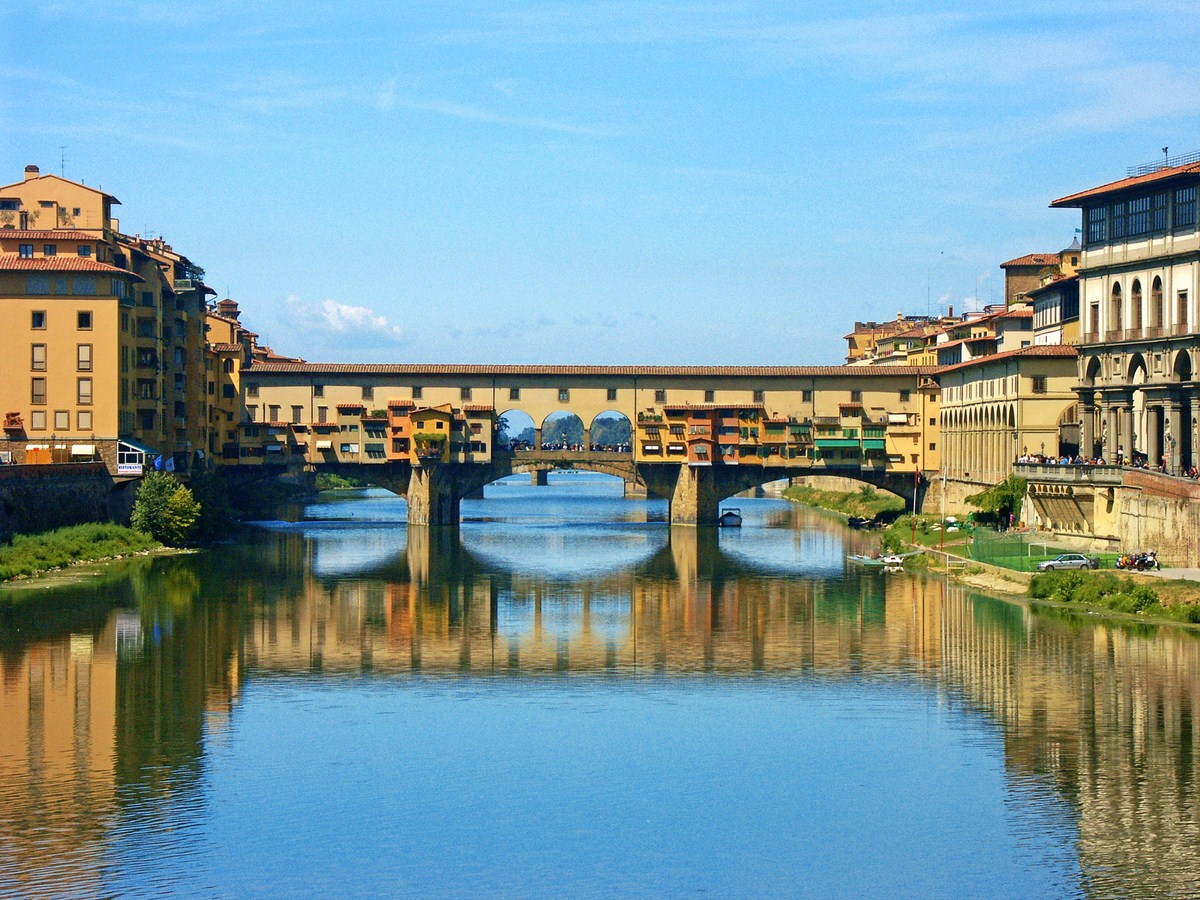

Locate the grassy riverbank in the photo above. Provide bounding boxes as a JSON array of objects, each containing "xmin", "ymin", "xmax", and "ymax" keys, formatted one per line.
[
  {"xmin": 783, "ymin": 483, "xmax": 905, "ymax": 520},
  {"xmin": 1029, "ymin": 570, "xmax": 1200, "ymax": 624},
  {"xmin": 0, "ymin": 524, "xmax": 160, "ymax": 582}
]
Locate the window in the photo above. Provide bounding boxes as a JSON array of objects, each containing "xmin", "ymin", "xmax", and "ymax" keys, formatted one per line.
[
  {"xmin": 412, "ymin": 386, "xmax": 422, "ymax": 399},
  {"xmin": 0, "ymin": 199, "xmax": 18, "ymax": 211},
  {"xmin": 43, "ymin": 244, "xmax": 56, "ymax": 256},
  {"xmin": 930, "ymin": 442, "xmax": 937, "ymax": 451},
  {"xmin": 704, "ymin": 390, "xmax": 714, "ymax": 402},
  {"xmin": 1175, "ymin": 187, "xmax": 1196, "ymax": 232},
  {"xmin": 461, "ymin": 386, "xmax": 473, "ymax": 401},
  {"xmin": 73, "ymin": 276, "xmax": 97, "ymax": 295},
  {"xmin": 850, "ymin": 390, "xmax": 862, "ymax": 402},
  {"xmin": 899, "ymin": 389, "xmax": 911, "ymax": 401},
  {"xmin": 112, "ymin": 278, "xmax": 127, "ymax": 298},
  {"xmin": 247, "ymin": 405, "xmax": 259, "ymax": 421},
  {"xmin": 77, "ymin": 344, "xmax": 92, "ymax": 371},
  {"xmin": 54, "ymin": 410, "xmax": 69, "ymax": 430},
  {"xmin": 1085, "ymin": 205, "xmax": 1106, "ymax": 245},
  {"xmin": 26, "ymin": 275, "xmax": 50, "ymax": 294},
  {"xmin": 77, "ymin": 245, "xmax": 91, "ymax": 257},
  {"xmin": 30, "ymin": 410, "xmax": 45, "ymax": 431},
  {"xmin": 929, "ymin": 418, "xmax": 936, "ymax": 426},
  {"xmin": 1127, "ymin": 196, "xmax": 1151, "ymax": 236},
  {"xmin": 752, "ymin": 389, "xmax": 764, "ymax": 403},
  {"xmin": 77, "ymin": 378, "xmax": 92, "ymax": 405},
  {"xmin": 1111, "ymin": 201, "xmax": 1126, "ymax": 239},
  {"xmin": 655, "ymin": 389, "xmax": 666, "ymax": 403},
  {"xmin": 75, "ymin": 310, "xmax": 91, "ymax": 330},
  {"xmin": 362, "ymin": 385, "xmax": 373, "ymax": 401},
  {"xmin": 558, "ymin": 388, "xmax": 569, "ymax": 402},
  {"xmin": 72, "ymin": 207, "xmax": 80, "ymax": 217},
  {"xmin": 1152, "ymin": 192, "xmax": 1168, "ymax": 232},
  {"xmin": 292, "ymin": 406, "xmax": 303, "ymax": 423},
  {"xmin": 77, "ymin": 410, "xmax": 91, "ymax": 430},
  {"xmin": 317, "ymin": 406, "xmax": 328, "ymax": 423},
  {"xmin": 18, "ymin": 244, "xmax": 32, "ymax": 258},
  {"xmin": 268, "ymin": 405, "xmax": 280, "ymax": 421},
  {"xmin": 312, "ymin": 384, "xmax": 323, "ymax": 397},
  {"xmin": 802, "ymin": 390, "xmax": 813, "ymax": 402},
  {"xmin": 607, "ymin": 388, "xmax": 618, "ymax": 402},
  {"xmin": 1179, "ymin": 291, "xmax": 1190, "ymax": 331},
  {"xmin": 31, "ymin": 378, "xmax": 46, "ymax": 405},
  {"xmin": 54, "ymin": 276, "xmax": 68, "ymax": 294},
  {"xmin": 246, "ymin": 382, "xmax": 259, "ymax": 397},
  {"xmin": 1031, "ymin": 376, "xmax": 1047, "ymax": 394},
  {"xmin": 509, "ymin": 387, "xmax": 521, "ymax": 401},
  {"xmin": 31, "ymin": 344, "xmax": 45, "ymax": 371}
]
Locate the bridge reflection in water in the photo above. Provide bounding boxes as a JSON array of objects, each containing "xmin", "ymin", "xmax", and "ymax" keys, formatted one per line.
[{"xmin": 1, "ymin": 516, "xmax": 1200, "ymax": 894}]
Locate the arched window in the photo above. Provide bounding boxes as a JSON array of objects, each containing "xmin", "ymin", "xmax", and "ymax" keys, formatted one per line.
[
  {"xmin": 1110, "ymin": 283, "xmax": 1123, "ymax": 337},
  {"xmin": 223, "ymin": 359, "xmax": 235, "ymax": 374},
  {"xmin": 1152, "ymin": 276, "xmax": 1164, "ymax": 330},
  {"xmin": 1131, "ymin": 279, "xmax": 1143, "ymax": 331}
]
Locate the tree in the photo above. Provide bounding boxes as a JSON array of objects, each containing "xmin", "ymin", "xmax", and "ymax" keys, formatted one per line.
[
  {"xmin": 131, "ymin": 471, "xmax": 201, "ymax": 546},
  {"xmin": 966, "ymin": 474, "xmax": 1028, "ymax": 527}
]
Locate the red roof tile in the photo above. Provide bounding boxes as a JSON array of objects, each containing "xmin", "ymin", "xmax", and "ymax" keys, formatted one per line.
[
  {"xmin": 0, "ymin": 254, "xmax": 143, "ymax": 278},
  {"xmin": 336, "ymin": 402, "xmax": 365, "ymax": 410},
  {"xmin": 246, "ymin": 363, "xmax": 938, "ymax": 378},
  {"xmin": 0, "ymin": 230, "xmax": 103, "ymax": 242},
  {"xmin": 463, "ymin": 404, "xmax": 494, "ymax": 413},
  {"xmin": 935, "ymin": 343, "xmax": 1077, "ymax": 374},
  {"xmin": 1000, "ymin": 253, "xmax": 1058, "ymax": 268},
  {"xmin": 1051, "ymin": 161, "xmax": 1200, "ymax": 207},
  {"xmin": 210, "ymin": 342, "xmax": 242, "ymax": 352}
]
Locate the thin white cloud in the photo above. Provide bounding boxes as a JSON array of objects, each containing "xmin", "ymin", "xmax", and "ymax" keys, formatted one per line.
[{"xmin": 286, "ymin": 295, "xmax": 403, "ymax": 341}]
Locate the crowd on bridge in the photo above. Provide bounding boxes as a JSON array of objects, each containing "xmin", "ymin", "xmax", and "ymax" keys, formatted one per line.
[{"xmin": 1016, "ymin": 452, "xmax": 1200, "ymax": 480}]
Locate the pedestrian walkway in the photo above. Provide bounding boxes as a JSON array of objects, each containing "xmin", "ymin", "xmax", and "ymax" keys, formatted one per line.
[{"xmin": 1145, "ymin": 568, "xmax": 1200, "ymax": 582}]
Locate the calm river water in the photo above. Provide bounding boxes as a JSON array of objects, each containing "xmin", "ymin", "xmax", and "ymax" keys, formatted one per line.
[{"xmin": 2, "ymin": 473, "xmax": 1199, "ymax": 898}]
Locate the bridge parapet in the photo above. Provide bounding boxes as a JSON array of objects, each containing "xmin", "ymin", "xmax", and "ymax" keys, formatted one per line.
[{"xmin": 1015, "ymin": 463, "xmax": 1123, "ymax": 487}]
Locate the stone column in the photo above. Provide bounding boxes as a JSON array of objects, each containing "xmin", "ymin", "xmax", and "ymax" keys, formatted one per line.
[
  {"xmin": 1147, "ymin": 404, "xmax": 1163, "ymax": 470},
  {"xmin": 1080, "ymin": 399, "xmax": 1095, "ymax": 458},
  {"xmin": 1120, "ymin": 404, "xmax": 1134, "ymax": 464},
  {"xmin": 1168, "ymin": 400, "xmax": 1183, "ymax": 474},
  {"xmin": 583, "ymin": 427, "xmax": 591, "ymax": 451},
  {"xmin": 532, "ymin": 469, "xmax": 549, "ymax": 486},
  {"xmin": 668, "ymin": 464, "xmax": 719, "ymax": 525},
  {"xmin": 534, "ymin": 427, "xmax": 542, "ymax": 450},
  {"xmin": 406, "ymin": 465, "xmax": 461, "ymax": 525}
]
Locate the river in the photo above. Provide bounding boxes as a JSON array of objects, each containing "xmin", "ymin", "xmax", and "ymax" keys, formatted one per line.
[{"xmin": 1, "ymin": 472, "xmax": 1198, "ymax": 898}]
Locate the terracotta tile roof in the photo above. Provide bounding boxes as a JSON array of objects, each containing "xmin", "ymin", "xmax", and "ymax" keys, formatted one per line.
[
  {"xmin": 211, "ymin": 342, "xmax": 242, "ymax": 352},
  {"xmin": 999, "ymin": 308, "xmax": 1034, "ymax": 318},
  {"xmin": 0, "ymin": 229, "xmax": 103, "ymax": 242},
  {"xmin": 0, "ymin": 254, "xmax": 145, "ymax": 280},
  {"xmin": 336, "ymin": 402, "xmax": 365, "ymax": 410},
  {"xmin": 935, "ymin": 343, "xmax": 1077, "ymax": 374},
  {"xmin": 245, "ymin": 363, "xmax": 939, "ymax": 378},
  {"xmin": 1000, "ymin": 253, "xmax": 1058, "ymax": 268},
  {"xmin": 1051, "ymin": 161, "xmax": 1200, "ymax": 207},
  {"xmin": 661, "ymin": 402, "xmax": 765, "ymax": 411},
  {"xmin": 463, "ymin": 404, "xmax": 494, "ymax": 413},
  {"xmin": 387, "ymin": 399, "xmax": 416, "ymax": 408}
]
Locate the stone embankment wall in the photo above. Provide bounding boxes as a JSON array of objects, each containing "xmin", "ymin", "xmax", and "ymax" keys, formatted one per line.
[
  {"xmin": 1115, "ymin": 472, "xmax": 1200, "ymax": 565},
  {"xmin": 0, "ymin": 464, "xmax": 131, "ymax": 541}
]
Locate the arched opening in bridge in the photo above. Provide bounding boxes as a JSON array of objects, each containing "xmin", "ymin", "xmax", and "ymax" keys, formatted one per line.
[
  {"xmin": 541, "ymin": 411, "xmax": 586, "ymax": 450},
  {"xmin": 589, "ymin": 410, "xmax": 632, "ymax": 452},
  {"xmin": 496, "ymin": 409, "xmax": 537, "ymax": 449}
]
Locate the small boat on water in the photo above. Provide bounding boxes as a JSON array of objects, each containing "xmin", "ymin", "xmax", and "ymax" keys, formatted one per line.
[
  {"xmin": 718, "ymin": 508, "xmax": 743, "ymax": 528},
  {"xmin": 848, "ymin": 551, "xmax": 921, "ymax": 568}
]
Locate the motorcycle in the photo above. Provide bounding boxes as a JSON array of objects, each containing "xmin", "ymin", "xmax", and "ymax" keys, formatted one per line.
[{"xmin": 1117, "ymin": 550, "xmax": 1161, "ymax": 571}]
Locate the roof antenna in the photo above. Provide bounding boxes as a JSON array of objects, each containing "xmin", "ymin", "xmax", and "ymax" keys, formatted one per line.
[{"xmin": 59, "ymin": 146, "xmax": 66, "ymax": 177}]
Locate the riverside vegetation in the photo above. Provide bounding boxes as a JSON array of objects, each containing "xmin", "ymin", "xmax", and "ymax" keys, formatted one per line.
[{"xmin": 782, "ymin": 483, "xmax": 905, "ymax": 520}]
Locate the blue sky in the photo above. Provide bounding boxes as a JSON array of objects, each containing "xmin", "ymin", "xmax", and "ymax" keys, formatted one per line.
[{"xmin": 4, "ymin": 1, "xmax": 1199, "ymax": 364}]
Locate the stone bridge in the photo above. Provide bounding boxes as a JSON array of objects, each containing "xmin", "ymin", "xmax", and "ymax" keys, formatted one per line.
[
  {"xmin": 239, "ymin": 362, "xmax": 940, "ymax": 525},
  {"xmin": 317, "ymin": 449, "xmax": 925, "ymax": 526}
]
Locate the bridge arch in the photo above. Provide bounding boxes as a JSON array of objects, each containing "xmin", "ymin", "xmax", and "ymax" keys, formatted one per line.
[
  {"xmin": 541, "ymin": 410, "xmax": 587, "ymax": 450},
  {"xmin": 496, "ymin": 409, "xmax": 537, "ymax": 450},
  {"xmin": 588, "ymin": 409, "xmax": 632, "ymax": 452}
]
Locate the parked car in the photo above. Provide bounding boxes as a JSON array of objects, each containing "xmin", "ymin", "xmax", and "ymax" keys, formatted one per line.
[{"xmin": 1037, "ymin": 553, "xmax": 1099, "ymax": 572}]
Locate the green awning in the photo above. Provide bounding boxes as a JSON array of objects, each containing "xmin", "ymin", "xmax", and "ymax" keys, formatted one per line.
[
  {"xmin": 862, "ymin": 439, "xmax": 887, "ymax": 450},
  {"xmin": 814, "ymin": 438, "xmax": 860, "ymax": 448}
]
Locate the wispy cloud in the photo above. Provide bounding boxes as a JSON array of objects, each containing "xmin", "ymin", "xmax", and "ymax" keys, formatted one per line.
[{"xmin": 286, "ymin": 295, "xmax": 404, "ymax": 341}]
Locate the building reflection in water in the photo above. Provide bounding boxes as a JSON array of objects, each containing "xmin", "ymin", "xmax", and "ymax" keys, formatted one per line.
[{"xmin": 1, "ymin": 520, "xmax": 1199, "ymax": 894}]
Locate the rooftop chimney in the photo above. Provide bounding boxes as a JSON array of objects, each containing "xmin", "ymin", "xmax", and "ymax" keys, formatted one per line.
[
  {"xmin": 24, "ymin": 164, "xmax": 39, "ymax": 181},
  {"xmin": 948, "ymin": 305, "xmax": 954, "ymax": 317}
]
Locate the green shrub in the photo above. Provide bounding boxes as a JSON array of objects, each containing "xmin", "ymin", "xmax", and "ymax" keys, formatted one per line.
[
  {"xmin": 131, "ymin": 472, "xmax": 201, "ymax": 546},
  {"xmin": 0, "ymin": 523, "xmax": 158, "ymax": 581}
]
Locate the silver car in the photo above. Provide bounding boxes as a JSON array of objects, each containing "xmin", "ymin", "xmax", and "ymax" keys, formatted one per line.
[{"xmin": 1037, "ymin": 553, "xmax": 1098, "ymax": 571}]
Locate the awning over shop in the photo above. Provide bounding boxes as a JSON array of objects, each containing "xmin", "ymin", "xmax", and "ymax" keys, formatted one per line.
[
  {"xmin": 862, "ymin": 439, "xmax": 887, "ymax": 450},
  {"xmin": 315, "ymin": 440, "xmax": 333, "ymax": 450},
  {"xmin": 70, "ymin": 444, "xmax": 97, "ymax": 456},
  {"xmin": 815, "ymin": 438, "xmax": 860, "ymax": 448}
]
